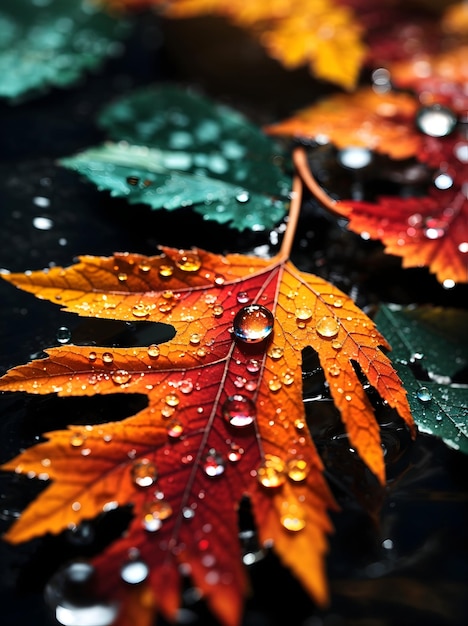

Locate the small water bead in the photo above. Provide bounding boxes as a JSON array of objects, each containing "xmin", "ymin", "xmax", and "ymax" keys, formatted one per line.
[
  {"xmin": 268, "ymin": 377, "xmax": 282, "ymax": 392},
  {"xmin": 328, "ymin": 363, "xmax": 341, "ymax": 377},
  {"xmin": 223, "ymin": 394, "xmax": 256, "ymax": 428},
  {"xmin": 268, "ymin": 345, "xmax": 283, "ymax": 360},
  {"xmin": 212, "ymin": 305, "xmax": 224, "ymax": 317},
  {"xmin": 295, "ymin": 306, "xmax": 312, "ymax": 321},
  {"xmin": 197, "ymin": 347, "xmax": 208, "ymax": 358},
  {"xmin": 159, "ymin": 264, "xmax": 174, "ymax": 277},
  {"xmin": 245, "ymin": 380, "xmax": 257, "ymax": 391},
  {"xmin": 167, "ymin": 419, "xmax": 184, "ymax": 438},
  {"xmin": 233, "ymin": 305, "xmax": 274, "ymax": 343},
  {"xmin": 117, "ymin": 272, "xmax": 128, "ymax": 282},
  {"xmin": 131, "ymin": 459, "xmax": 158, "ymax": 487},
  {"xmin": 257, "ymin": 454, "xmax": 286, "ymax": 488},
  {"xmin": 120, "ymin": 559, "xmax": 149, "ymax": 585},
  {"xmin": 333, "ymin": 298, "xmax": 344, "ymax": 308},
  {"xmin": 138, "ymin": 262, "xmax": 152, "ymax": 273},
  {"xmin": 332, "ymin": 340, "xmax": 342, "ymax": 350},
  {"xmin": 56, "ymin": 326, "xmax": 72, "ymax": 344},
  {"xmin": 214, "ymin": 274, "xmax": 225, "ymax": 285},
  {"xmin": 203, "ymin": 449, "xmax": 225, "ymax": 477},
  {"xmin": 286, "ymin": 457, "xmax": 309, "ymax": 482},
  {"xmin": 111, "ymin": 370, "xmax": 131, "ymax": 385},
  {"xmin": 316, "ymin": 316, "xmax": 340, "ymax": 339},
  {"xmin": 246, "ymin": 359, "xmax": 260, "ymax": 373},
  {"xmin": 237, "ymin": 291, "xmax": 250, "ymax": 304},
  {"xmin": 189, "ymin": 333, "xmax": 201, "ymax": 345},
  {"xmin": 282, "ymin": 371, "xmax": 294, "ymax": 386},
  {"xmin": 165, "ymin": 393, "xmax": 179, "ymax": 407},
  {"xmin": 228, "ymin": 443, "xmax": 244, "ymax": 462},
  {"xmin": 280, "ymin": 502, "xmax": 306, "ymax": 532},
  {"xmin": 88, "ymin": 351, "xmax": 97, "ymax": 362},
  {"xmin": 175, "ymin": 251, "xmax": 201, "ymax": 272},
  {"xmin": 147, "ymin": 344, "xmax": 160, "ymax": 358},
  {"xmin": 416, "ymin": 104, "xmax": 458, "ymax": 137},
  {"xmin": 102, "ymin": 352, "xmax": 114, "ymax": 364},
  {"xmin": 161, "ymin": 406, "xmax": 175, "ymax": 419},
  {"xmin": 179, "ymin": 379, "xmax": 194, "ymax": 394},
  {"xmin": 236, "ymin": 191, "xmax": 250, "ymax": 203},
  {"xmin": 158, "ymin": 301, "xmax": 173, "ymax": 314},
  {"xmin": 142, "ymin": 499, "xmax": 173, "ymax": 532},
  {"xmin": 70, "ymin": 432, "xmax": 86, "ymax": 447},
  {"xmin": 417, "ymin": 386, "xmax": 433, "ymax": 402}
]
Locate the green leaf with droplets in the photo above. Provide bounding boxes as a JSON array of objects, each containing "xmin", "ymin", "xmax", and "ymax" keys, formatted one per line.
[
  {"xmin": 60, "ymin": 86, "xmax": 291, "ymax": 230},
  {"xmin": 376, "ymin": 304, "xmax": 468, "ymax": 454},
  {"xmin": 0, "ymin": 0, "xmax": 130, "ymax": 102}
]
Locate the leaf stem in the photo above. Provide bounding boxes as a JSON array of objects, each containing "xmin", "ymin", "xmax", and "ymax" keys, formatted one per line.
[
  {"xmin": 278, "ymin": 173, "xmax": 303, "ymax": 261},
  {"xmin": 292, "ymin": 146, "xmax": 338, "ymax": 213}
]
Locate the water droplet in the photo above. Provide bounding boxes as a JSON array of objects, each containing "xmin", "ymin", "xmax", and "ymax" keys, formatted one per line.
[
  {"xmin": 132, "ymin": 302, "xmax": 151, "ymax": 318},
  {"xmin": 159, "ymin": 264, "xmax": 174, "ymax": 277},
  {"xmin": 236, "ymin": 291, "xmax": 249, "ymax": 306},
  {"xmin": 117, "ymin": 272, "xmax": 128, "ymax": 282},
  {"xmin": 246, "ymin": 359, "xmax": 260, "ymax": 373},
  {"xmin": 333, "ymin": 298, "xmax": 344, "ymax": 308},
  {"xmin": 56, "ymin": 326, "xmax": 71, "ymax": 344},
  {"xmin": 212, "ymin": 305, "xmax": 224, "ymax": 317},
  {"xmin": 161, "ymin": 406, "xmax": 175, "ymax": 419},
  {"xmin": 33, "ymin": 216, "xmax": 54, "ymax": 230},
  {"xmin": 167, "ymin": 419, "xmax": 184, "ymax": 438},
  {"xmin": 175, "ymin": 251, "xmax": 201, "ymax": 272},
  {"xmin": 294, "ymin": 418, "xmax": 306, "ymax": 431},
  {"xmin": 214, "ymin": 274, "xmax": 225, "ymax": 285},
  {"xmin": 280, "ymin": 502, "xmax": 306, "ymax": 532},
  {"xmin": 179, "ymin": 379, "xmax": 194, "ymax": 394},
  {"xmin": 44, "ymin": 561, "xmax": 118, "ymax": 626},
  {"xmin": 316, "ymin": 316, "xmax": 340, "ymax": 338},
  {"xmin": 328, "ymin": 363, "xmax": 341, "ymax": 377},
  {"xmin": 203, "ymin": 449, "xmax": 225, "ymax": 476},
  {"xmin": 236, "ymin": 191, "xmax": 250, "ymax": 203},
  {"xmin": 233, "ymin": 305, "xmax": 274, "ymax": 343},
  {"xmin": 332, "ymin": 340, "xmax": 342, "ymax": 350},
  {"xmin": 102, "ymin": 352, "xmax": 114, "ymax": 364},
  {"xmin": 147, "ymin": 344, "xmax": 160, "ymax": 358},
  {"xmin": 183, "ymin": 507, "xmax": 195, "ymax": 519},
  {"xmin": 295, "ymin": 306, "xmax": 312, "ymax": 322},
  {"xmin": 416, "ymin": 104, "xmax": 457, "ymax": 137},
  {"xmin": 228, "ymin": 443, "xmax": 244, "ymax": 462},
  {"xmin": 131, "ymin": 458, "xmax": 157, "ymax": 487},
  {"xmin": 286, "ymin": 457, "xmax": 309, "ymax": 482},
  {"xmin": 338, "ymin": 147, "xmax": 372, "ymax": 169},
  {"xmin": 88, "ymin": 351, "xmax": 97, "ymax": 362},
  {"xmin": 142, "ymin": 499, "xmax": 173, "ymax": 532},
  {"xmin": 111, "ymin": 370, "xmax": 131, "ymax": 385},
  {"xmin": 120, "ymin": 559, "xmax": 149, "ymax": 584},
  {"xmin": 189, "ymin": 333, "xmax": 201, "ymax": 345},
  {"xmin": 223, "ymin": 394, "xmax": 256, "ymax": 428},
  {"xmin": 138, "ymin": 262, "xmax": 151, "ymax": 273},
  {"xmin": 282, "ymin": 371, "xmax": 294, "ymax": 386},
  {"xmin": 256, "ymin": 454, "xmax": 286, "ymax": 488},
  {"xmin": 70, "ymin": 432, "xmax": 86, "ymax": 447},
  {"xmin": 417, "ymin": 386, "xmax": 432, "ymax": 402},
  {"xmin": 268, "ymin": 346, "xmax": 283, "ymax": 360},
  {"xmin": 433, "ymin": 171, "xmax": 454, "ymax": 190},
  {"xmin": 196, "ymin": 347, "xmax": 207, "ymax": 357},
  {"xmin": 268, "ymin": 377, "xmax": 282, "ymax": 392},
  {"xmin": 126, "ymin": 176, "xmax": 140, "ymax": 186},
  {"xmin": 165, "ymin": 393, "xmax": 179, "ymax": 407}
]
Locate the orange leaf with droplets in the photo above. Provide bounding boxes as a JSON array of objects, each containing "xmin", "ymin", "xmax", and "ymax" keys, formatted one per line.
[
  {"xmin": 265, "ymin": 88, "xmax": 421, "ymax": 160},
  {"xmin": 1, "ymin": 236, "xmax": 413, "ymax": 624},
  {"xmin": 102, "ymin": 0, "xmax": 366, "ymax": 90}
]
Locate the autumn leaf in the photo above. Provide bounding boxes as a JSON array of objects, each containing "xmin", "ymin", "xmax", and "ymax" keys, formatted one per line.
[
  {"xmin": 376, "ymin": 304, "xmax": 468, "ymax": 455},
  {"xmin": 0, "ymin": 188, "xmax": 413, "ymax": 624},
  {"xmin": 0, "ymin": 0, "xmax": 129, "ymax": 101},
  {"xmin": 100, "ymin": 0, "xmax": 366, "ymax": 90},
  {"xmin": 61, "ymin": 85, "xmax": 290, "ymax": 231}
]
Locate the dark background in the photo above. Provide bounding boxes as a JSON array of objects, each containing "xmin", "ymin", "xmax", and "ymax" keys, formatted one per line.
[{"xmin": 1, "ymin": 10, "xmax": 467, "ymax": 626}]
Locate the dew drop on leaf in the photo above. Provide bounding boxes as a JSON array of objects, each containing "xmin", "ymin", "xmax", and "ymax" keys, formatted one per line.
[
  {"xmin": 88, "ymin": 351, "xmax": 97, "ymax": 362},
  {"xmin": 268, "ymin": 345, "xmax": 283, "ymax": 360},
  {"xmin": 131, "ymin": 459, "xmax": 158, "ymax": 487},
  {"xmin": 246, "ymin": 359, "xmax": 260, "ymax": 373},
  {"xmin": 236, "ymin": 191, "xmax": 250, "ymax": 203},
  {"xmin": 228, "ymin": 443, "xmax": 244, "ymax": 462},
  {"xmin": 147, "ymin": 344, "xmax": 160, "ymax": 358},
  {"xmin": 138, "ymin": 262, "xmax": 151, "ymax": 273},
  {"xmin": 222, "ymin": 394, "xmax": 256, "ymax": 428},
  {"xmin": 179, "ymin": 379, "xmax": 194, "ymax": 394},
  {"xmin": 295, "ymin": 306, "xmax": 312, "ymax": 321},
  {"xmin": 142, "ymin": 499, "xmax": 173, "ymax": 532},
  {"xmin": 316, "ymin": 316, "xmax": 340, "ymax": 338},
  {"xmin": 214, "ymin": 274, "xmax": 225, "ymax": 285},
  {"xmin": 328, "ymin": 363, "xmax": 341, "ymax": 377},
  {"xmin": 256, "ymin": 454, "xmax": 286, "ymax": 488},
  {"xmin": 286, "ymin": 457, "xmax": 309, "ymax": 482},
  {"xmin": 280, "ymin": 502, "xmax": 306, "ymax": 532},
  {"xmin": 102, "ymin": 352, "xmax": 114, "ymax": 364},
  {"xmin": 282, "ymin": 371, "xmax": 294, "ymax": 386},
  {"xmin": 268, "ymin": 377, "xmax": 282, "ymax": 392},
  {"xmin": 70, "ymin": 432, "xmax": 86, "ymax": 447},
  {"xmin": 133, "ymin": 302, "xmax": 151, "ymax": 317},
  {"xmin": 233, "ymin": 305, "xmax": 274, "ymax": 343},
  {"xmin": 236, "ymin": 291, "xmax": 250, "ymax": 304},
  {"xmin": 165, "ymin": 393, "xmax": 179, "ymax": 407},
  {"xmin": 415, "ymin": 104, "xmax": 457, "ymax": 137},
  {"xmin": 111, "ymin": 370, "xmax": 131, "ymax": 385},
  {"xmin": 167, "ymin": 418, "xmax": 184, "ymax": 438},
  {"xmin": 120, "ymin": 559, "xmax": 149, "ymax": 584},
  {"xmin": 203, "ymin": 449, "xmax": 225, "ymax": 477},
  {"xmin": 117, "ymin": 272, "xmax": 128, "ymax": 282},
  {"xmin": 212, "ymin": 305, "xmax": 224, "ymax": 317},
  {"xmin": 56, "ymin": 326, "xmax": 71, "ymax": 344},
  {"xmin": 417, "ymin": 386, "xmax": 432, "ymax": 402},
  {"xmin": 332, "ymin": 340, "xmax": 342, "ymax": 350},
  {"xmin": 189, "ymin": 333, "xmax": 201, "ymax": 345},
  {"xmin": 159, "ymin": 264, "xmax": 174, "ymax": 277},
  {"xmin": 175, "ymin": 251, "xmax": 201, "ymax": 272}
]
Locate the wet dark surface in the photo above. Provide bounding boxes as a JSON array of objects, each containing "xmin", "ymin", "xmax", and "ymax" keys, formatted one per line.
[{"xmin": 1, "ymin": 10, "xmax": 468, "ymax": 626}]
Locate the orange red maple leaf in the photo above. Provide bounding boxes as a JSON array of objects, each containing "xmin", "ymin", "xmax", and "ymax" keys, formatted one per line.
[{"xmin": 0, "ymin": 240, "xmax": 413, "ymax": 624}]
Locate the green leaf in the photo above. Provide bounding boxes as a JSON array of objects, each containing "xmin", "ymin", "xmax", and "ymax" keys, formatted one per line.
[
  {"xmin": 376, "ymin": 304, "xmax": 468, "ymax": 454},
  {"xmin": 0, "ymin": 0, "xmax": 129, "ymax": 101},
  {"xmin": 60, "ymin": 86, "xmax": 291, "ymax": 230}
]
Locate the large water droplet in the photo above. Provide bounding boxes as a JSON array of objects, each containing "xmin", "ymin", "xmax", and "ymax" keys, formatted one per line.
[
  {"xmin": 203, "ymin": 449, "xmax": 225, "ymax": 477},
  {"xmin": 316, "ymin": 316, "xmax": 340, "ymax": 338},
  {"xmin": 111, "ymin": 370, "xmax": 131, "ymax": 385},
  {"xmin": 416, "ymin": 104, "xmax": 457, "ymax": 137},
  {"xmin": 222, "ymin": 394, "xmax": 256, "ymax": 428},
  {"xmin": 102, "ymin": 352, "xmax": 114, "ymax": 364},
  {"xmin": 233, "ymin": 305, "xmax": 274, "ymax": 343},
  {"xmin": 131, "ymin": 459, "xmax": 157, "ymax": 487},
  {"xmin": 44, "ymin": 561, "xmax": 117, "ymax": 626},
  {"xmin": 56, "ymin": 326, "xmax": 72, "ymax": 344},
  {"xmin": 175, "ymin": 251, "xmax": 201, "ymax": 272},
  {"xmin": 417, "ymin": 386, "xmax": 432, "ymax": 402},
  {"xmin": 257, "ymin": 454, "xmax": 286, "ymax": 488}
]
